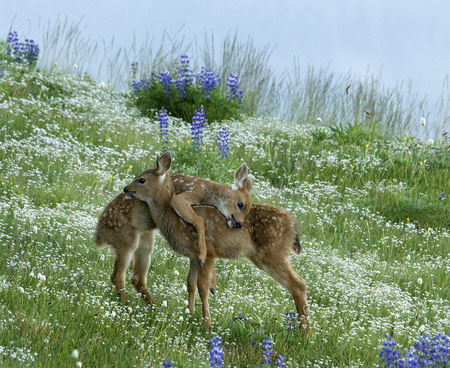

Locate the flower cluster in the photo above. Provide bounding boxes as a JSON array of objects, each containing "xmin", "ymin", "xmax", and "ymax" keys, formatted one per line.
[
  {"xmin": 285, "ymin": 311, "xmax": 298, "ymax": 332},
  {"xmin": 227, "ymin": 72, "xmax": 244, "ymax": 103},
  {"xmin": 218, "ymin": 128, "xmax": 230, "ymax": 158},
  {"xmin": 176, "ymin": 54, "xmax": 193, "ymax": 97},
  {"xmin": 261, "ymin": 337, "xmax": 273, "ymax": 365},
  {"xmin": 131, "ymin": 77, "xmax": 153, "ymax": 95},
  {"xmin": 198, "ymin": 66, "xmax": 221, "ymax": 99},
  {"xmin": 380, "ymin": 333, "xmax": 450, "ymax": 367},
  {"xmin": 6, "ymin": 31, "xmax": 40, "ymax": 66},
  {"xmin": 191, "ymin": 107, "xmax": 205, "ymax": 154},
  {"xmin": 437, "ymin": 192, "xmax": 445, "ymax": 201},
  {"xmin": 209, "ymin": 336, "xmax": 223, "ymax": 368},
  {"xmin": 274, "ymin": 354, "xmax": 286, "ymax": 367},
  {"xmin": 158, "ymin": 107, "xmax": 169, "ymax": 149},
  {"xmin": 158, "ymin": 71, "xmax": 173, "ymax": 94},
  {"xmin": 162, "ymin": 360, "xmax": 173, "ymax": 368}
]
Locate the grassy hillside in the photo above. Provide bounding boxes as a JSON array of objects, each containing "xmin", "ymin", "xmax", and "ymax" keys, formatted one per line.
[{"xmin": 0, "ymin": 59, "xmax": 449, "ymax": 367}]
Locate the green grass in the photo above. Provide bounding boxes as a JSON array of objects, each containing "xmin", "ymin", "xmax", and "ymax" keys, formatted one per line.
[{"xmin": 0, "ymin": 55, "xmax": 449, "ymax": 367}]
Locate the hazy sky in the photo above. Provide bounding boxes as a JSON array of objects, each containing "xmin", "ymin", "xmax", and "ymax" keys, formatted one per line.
[{"xmin": 2, "ymin": 0, "xmax": 450, "ymax": 107}]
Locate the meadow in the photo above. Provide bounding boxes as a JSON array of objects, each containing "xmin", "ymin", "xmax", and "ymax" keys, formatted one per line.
[{"xmin": 0, "ymin": 31, "xmax": 449, "ymax": 367}]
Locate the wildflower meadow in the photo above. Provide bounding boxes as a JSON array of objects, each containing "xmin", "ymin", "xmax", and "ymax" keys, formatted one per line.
[{"xmin": 0, "ymin": 30, "xmax": 449, "ymax": 367}]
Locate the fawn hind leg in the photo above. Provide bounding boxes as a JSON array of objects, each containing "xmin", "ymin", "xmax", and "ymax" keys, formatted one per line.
[
  {"xmin": 130, "ymin": 231, "xmax": 155, "ymax": 304},
  {"xmin": 110, "ymin": 236, "xmax": 139, "ymax": 304},
  {"xmin": 171, "ymin": 192, "xmax": 207, "ymax": 267},
  {"xmin": 253, "ymin": 256, "xmax": 311, "ymax": 336}
]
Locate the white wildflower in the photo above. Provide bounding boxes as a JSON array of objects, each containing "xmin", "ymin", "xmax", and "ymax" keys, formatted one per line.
[
  {"xmin": 173, "ymin": 269, "xmax": 180, "ymax": 277},
  {"xmin": 76, "ymin": 362, "xmax": 82, "ymax": 368},
  {"xmin": 428, "ymin": 139, "xmax": 434, "ymax": 145},
  {"xmin": 420, "ymin": 117, "xmax": 426, "ymax": 126},
  {"xmin": 185, "ymin": 308, "xmax": 190, "ymax": 314},
  {"xmin": 162, "ymin": 300, "xmax": 168, "ymax": 308},
  {"xmin": 418, "ymin": 324, "xmax": 426, "ymax": 333},
  {"xmin": 179, "ymin": 315, "xmax": 184, "ymax": 322},
  {"xmin": 100, "ymin": 254, "xmax": 105, "ymax": 261},
  {"xmin": 406, "ymin": 255, "xmax": 411, "ymax": 262},
  {"xmin": 71, "ymin": 349, "xmax": 79, "ymax": 359},
  {"xmin": 182, "ymin": 284, "xmax": 187, "ymax": 292},
  {"xmin": 417, "ymin": 278, "xmax": 423, "ymax": 285},
  {"xmin": 37, "ymin": 273, "xmax": 46, "ymax": 282},
  {"xmin": 32, "ymin": 225, "xmax": 38, "ymax": 234},
  {"xmin": 29, "ymin": 271, "xmax": 35, "ymax": 277},
  {"xmin": 17, "ymin": 286, "xmax": 24, "ymax": 293}
]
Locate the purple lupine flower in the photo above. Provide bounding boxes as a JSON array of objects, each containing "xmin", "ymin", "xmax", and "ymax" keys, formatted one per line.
[
  {"xmin": 132, "ymin": 78, "xmax": 152, "ymax": 95},
  {"xmin": 227, "ymin": 72, "xmax": 244, "ymax": 103},
  {"xmin": 6, "ymin": 31, "xmax": 40, "ymax": 66},
  {"xmin": 261, "ymin": 338, "xmax": 273, "ymax": 365},
  {"xmin": 380, "ymin": 333, "xmax": 450, "ymax": 367},
  {"xmin": 191, "ymin": 107, "xmax": 205, "ymax": 154},
  {"xmin": 162, "ymin": 360, "xmax": 173, "ymax": 368},
  {"xmin": 198, "ymin": 66, "xmax": 221, "ymax": 99},
  {"xmin": 209, "ymin": 336, "xmax": 223, "ymax": 368},
  {"xmin": 285, "ymin": 311, "xmax": 297, "ymax": 332},
  {"xmin": 274, "ymin": 354, "xmax": 286, "ymax": 368},
  {"xmin": 158, "ymin": 71, "xmax": 173, "ymax": 94},
  {"xmin": 159, "ymin": 107, "xmax": 169, "ymax": 148},
  {"xmin": 437, "ymin": 192, "xmax": 445, "ymax": 201},
  {"xmin": 217, "ymin": 128, "xmax": 230, "ymax": 159},
  {"xmin": 380, "ymin": 334, "xmax": 401, "ymax": 367},
  {"xmin": 175, "ymin": 55, "xmax": 193, "ymax": 97}
]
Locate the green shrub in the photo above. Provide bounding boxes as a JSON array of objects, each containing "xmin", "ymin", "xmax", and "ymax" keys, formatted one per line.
[{"xmin": 131, "ymin": 55, "xmax": 244, "ymax": 123}]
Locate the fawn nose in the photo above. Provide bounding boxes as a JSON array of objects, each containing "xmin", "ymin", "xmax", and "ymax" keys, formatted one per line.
[
  {"xmin": 235, "ymin": 221, "xmax": 242, "ymax": 228},
  {"xmin": 123, "ymin": 186, "xmax": 128, "ymax": 192}
]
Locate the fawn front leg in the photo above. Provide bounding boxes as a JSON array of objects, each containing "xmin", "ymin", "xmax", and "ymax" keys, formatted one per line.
[
  {"xmin": 130, "ymin": 231, "xmax": 155, "ymax": 305},
  {"xmin": 171, "ymin": 192, "xmax": 207, "ymax": 267}
]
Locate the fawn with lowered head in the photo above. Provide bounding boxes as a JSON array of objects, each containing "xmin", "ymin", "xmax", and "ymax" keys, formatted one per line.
[
  {"xmin": 171, "ymin": 162, "xmax": 252, "ymax": 267},
  {"xmin": 121, "ymin": 151, "xmax": 311, "ymax": 335}
]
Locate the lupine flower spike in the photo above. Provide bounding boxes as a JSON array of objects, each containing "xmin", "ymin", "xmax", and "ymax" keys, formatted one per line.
[
  {"xmin": 261, "ymin": 337, "xmax": 273, "ymax": 365},
  {"xmin": 275, "ymin": 354, "xmax": 286, "ymax": 368},
  {"xmin": 218, "ymin": 128, "xmax": 230, "ymax": 158},
  {"xmin": 209, "ymin": 336, "xmax": 223, "ymax": 368},
  {"xmin": 191, "ymin": 107, "xmax": 205, "ymax": 154},
  {"xmin": 158, "ymin": 107, "xmax": 169, "ymax": 149},
  {"xmin": 227, "ymin": 72, "xmax": 244, "ymax": 103}
]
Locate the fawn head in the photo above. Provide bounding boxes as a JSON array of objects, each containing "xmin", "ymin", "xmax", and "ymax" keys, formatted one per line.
[
  {"xmin": 223, "ymin": 162, "xmax": 253, "ymax": 228},
  {"xmin": 123, "ymin": 151, "xmax": 172, "ymax": 202}
]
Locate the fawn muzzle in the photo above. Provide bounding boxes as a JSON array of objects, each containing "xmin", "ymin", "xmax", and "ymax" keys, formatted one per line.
[
  {"xmin": 229, "ymin": 214, "xmax": 242, "ymax": 228},
  {"xmin": 123, "ymin": 186, "xmax": 136, "ymax": 199}
]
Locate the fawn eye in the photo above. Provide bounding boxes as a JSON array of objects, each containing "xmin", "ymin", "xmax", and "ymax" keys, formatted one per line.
[
  {"xmin": 237, "ymin": 201, "xmax": 244, "ymax": 210},
  {"xmin": 138, "ymin": 178, "xmax": 146, "ymax": 184}
]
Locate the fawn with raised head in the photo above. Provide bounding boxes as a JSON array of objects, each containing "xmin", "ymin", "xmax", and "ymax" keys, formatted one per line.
[
  {"xmin": 170, "ymin": 162, "xmax": 252, "ymax": 267},
  {"xmin": 121, "ymin": 151, "xmax": 311, "ymax": 335}
]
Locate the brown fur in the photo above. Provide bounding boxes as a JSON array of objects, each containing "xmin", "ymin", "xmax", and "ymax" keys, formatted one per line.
[
  {"xmin": 116, "ymin": 152, "xmax": 311, "ymax": 334},
  {"xmin": 170, "ymin": 163, "xmax": 252, "ymax": 266}
]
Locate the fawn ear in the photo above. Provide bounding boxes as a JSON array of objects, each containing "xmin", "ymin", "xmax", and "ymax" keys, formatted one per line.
[
  {"xmin": 233, "ymin": 162, "xmax": 249, "ymax": 190},
  {"xmin": 156, "ymin": 151, "xmax": 171, "ymax": 175},
  {"xmin": 243, "ymin": 175, "xmax": 253, "ymax": 191}
]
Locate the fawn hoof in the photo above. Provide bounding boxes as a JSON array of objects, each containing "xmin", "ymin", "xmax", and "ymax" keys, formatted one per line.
[
  {"xmin": 198, "ymin": 258, "xmax": 205, "ymax": 268},
  {"xmin": 210, "ymin": 287, "xmax": 216, "ymax": 295}
]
